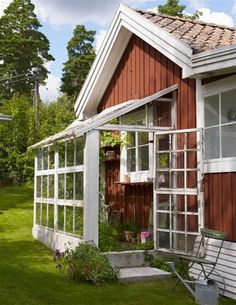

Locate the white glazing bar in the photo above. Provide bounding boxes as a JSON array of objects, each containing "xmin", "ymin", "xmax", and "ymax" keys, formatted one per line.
[
  {"xmin": 33, "ymin": 155, "xmax": 37, "ymax": 225},
  {"xmin": 64, "ymin": 205, "xmax": 66, "ymax": 232},
  {"xmin": 169, "ymin": 134, "xmax": 173, "ymax": 250},
  {"xmin": 153, "ymin": 134, "xmax": 157, "ymax": 249},
  {"xmin": 54, "ymin": 146, "xmax": 59, "ymax": 230}
]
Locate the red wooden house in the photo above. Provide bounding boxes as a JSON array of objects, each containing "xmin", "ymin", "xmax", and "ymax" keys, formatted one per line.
[{"xmin": 31, "ymin": 4, "xmax": 236, "ymax": 298}]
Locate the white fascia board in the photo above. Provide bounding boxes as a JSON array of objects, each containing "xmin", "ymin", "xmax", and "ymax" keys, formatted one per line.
[
  {"xmin": 120, "ymin": 5, "xmax": 193, "ymax": 69},
  {"xmin": 75, "ymin": 3, "xmax": 193, "ymax": 119},
  {"xmin": 74, "ymin": 5, "xmax": 132, "ymax": 118}
]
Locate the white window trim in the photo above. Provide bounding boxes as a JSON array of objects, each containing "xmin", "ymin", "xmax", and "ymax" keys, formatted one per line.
[
  {"xmin": 120, "ymin": 98, "xmax": 175, "ymax": 183},
  {"xmin": 200, "ymin": 75, "xmax": 236, "ymax": 173}
]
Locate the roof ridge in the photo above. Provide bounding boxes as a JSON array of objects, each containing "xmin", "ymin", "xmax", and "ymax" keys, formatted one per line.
[{"xmin": 133, "ymin": 8, "xmax": 236, "ymax": 31}]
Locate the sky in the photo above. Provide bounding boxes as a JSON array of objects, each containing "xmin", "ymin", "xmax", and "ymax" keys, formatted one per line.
[{"xmin": 1, "ymin": 0, "xmax": 236, "ymax": 102}]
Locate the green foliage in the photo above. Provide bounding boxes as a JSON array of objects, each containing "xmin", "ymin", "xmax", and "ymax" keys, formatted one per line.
[
  {"xmin": 39, "ymin": 95, "xmax": 75, "ymax": 140},
  {"xmin": 54, "ymin": 243, "xmax": 119, "ymax": 285},
  {"xmin": 151, "ymin": 256, "xmax": 171, "ymax": 272},
  {"xmin": 0, "ymin": 0, "xmax": 54, "ymax": 98},
  {"xmin": 0, "ymin": 94, "xmax": 74, "ymax": 185},
  {"xmin": 61, "ymin": 25, "xmax": 96, "ymax": 97},
  {"xmin": 158, "ymin": 0, "xmax": 186, "ymax": 17},
  {"xmin": 158, "ymin": 0, "xmax": 201, "ymax": 20},
  {"xmin": 99, "ymin": 222, "xmax": 119, "ymax": 252}
]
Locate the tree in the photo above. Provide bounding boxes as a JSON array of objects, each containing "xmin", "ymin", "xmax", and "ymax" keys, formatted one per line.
[
  {"xmin": 0, "ymin": 0, "xmax": 54, "ymax": 99},
  {"xmin": 158, "ymin": 0, "xmax": 186, "ymax": 17},
  {"xmin": 158, "ymin": 0, "xmax": 201, "ymax": 19},
  {"xmin": 61, "ymin": 25, "xmax": 96, "ymax": 98}
]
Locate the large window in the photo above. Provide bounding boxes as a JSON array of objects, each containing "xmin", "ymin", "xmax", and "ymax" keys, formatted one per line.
[
  {"xmin": 204, "ymin": 89, "xmax": 236, "ymax": 160},
  {"xmin": 35, "ymin": 136, "xmax": 84, "ymax": 238}
]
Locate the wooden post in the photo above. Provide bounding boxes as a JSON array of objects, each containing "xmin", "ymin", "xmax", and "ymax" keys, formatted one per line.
[{"xmin": 83, "ymin": 130, "xmax": 100, "ymax": 245}]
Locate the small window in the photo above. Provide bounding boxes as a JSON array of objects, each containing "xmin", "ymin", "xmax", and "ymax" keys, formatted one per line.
[{"xmin": 204, "ymin": 89, "xmax": 236, "ymax": 160}]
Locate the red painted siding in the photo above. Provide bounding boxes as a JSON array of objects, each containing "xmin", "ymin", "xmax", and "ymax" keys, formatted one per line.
[
  {"xmin": 98, "ymin": 35, "xmax": 196, "ymax": 130},
  {"xmin": 204, "ymin": 173, "xmax": 236, "ymax": 242}
]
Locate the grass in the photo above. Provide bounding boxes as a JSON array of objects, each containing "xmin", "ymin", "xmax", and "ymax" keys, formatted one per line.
[{"xmin": 0, "ymin": 186, "xmax": 235, "ymax": 305}]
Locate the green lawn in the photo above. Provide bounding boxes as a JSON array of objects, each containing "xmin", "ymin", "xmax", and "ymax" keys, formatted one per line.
[{"xmin": 0, "ymin": 186, "xmax": 235, "ymax": 305}]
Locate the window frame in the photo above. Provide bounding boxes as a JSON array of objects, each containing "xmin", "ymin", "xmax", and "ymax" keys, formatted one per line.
[
  {"xmin": 201, "ymin": 75, "xmax": 236, "ymax": 173},
  {"xmin": 120, "ymin": 99, "xmax": 174, "ymax": 183},
  {"xmin": 35, "ymin": 137, "xmax": 85, "ymax": 238}
]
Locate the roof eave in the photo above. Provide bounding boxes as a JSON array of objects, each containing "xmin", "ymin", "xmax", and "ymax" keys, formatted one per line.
[{"xmin": 186, "ymin": 44, "xmax": 236, "ymax": 78}]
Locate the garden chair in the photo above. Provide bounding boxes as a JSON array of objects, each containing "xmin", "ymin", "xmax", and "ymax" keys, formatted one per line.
[{"xmin": 178, "ymin": 228, "xmax": 227, "ymax": 281}]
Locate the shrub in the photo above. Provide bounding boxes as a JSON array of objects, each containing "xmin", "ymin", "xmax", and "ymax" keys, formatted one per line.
[{"xmin": 54, "ymin": 243, "xmax": 119, "ymax": 285}]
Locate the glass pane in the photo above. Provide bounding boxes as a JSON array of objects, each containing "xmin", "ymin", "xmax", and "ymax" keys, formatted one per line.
[
  {"xmin": 41, "ymin": 203, "xmax": 47, "ymax": 227},
  {"xmin": 57, "ymin": 205, "xmax": 65, "ymax": 231},
  {"xmin": 42, "ymin": 176, "xmax": 47, "ymax": 198},
  {"xmin": 58, "ymin": 143, "xmax": 65, "ymax": 168},
  {"xmin": 138, "ymin": 145, "xmax": 149, "ymax": 171},
  {"xmin": 43, "ymin": 148, "xmax": 48, "ymax": 170},
  {"xmin": 158, "ymin": 135, "xmax": 169, "ymax": 151},
  {"xmin": 126, "ymin": 132, "xmax": 135, "ymax": 147},
  {"xmin": 157, "ymin": 171, "xmax": 169, "ymax": 188},
  {"xmin": 187, "ymin": 215, "xmax": 198, "ymax": 232},
  {"xmin": 157, "ymin": 194, "xmax": 169, "ymax": 210},
  {"xmin": 121, "ymin": 107, "xmax": 145, "ymax": 125},
  {"xmin": 48, "ymin": 175, "xmax": 54, "ymax": 199},
  {"xmin": 66, "ymin": 140, "xmax": 74, "ymax": 167},
  {"xmin": 172, "ymin": 213, "xmax": 185, "ymax": 232},
  {"xmin": 36, "ymin": 203, "xmax": 41, "ymax": 225},
  {"xmin": 58, "ymin": 174, "xmax": 65, "ymax": 199},
  {"xmin": 49, "ymin": 147, "xmax": 54, "ymax": 169},
  {"xmin": 204, "ymin": 95, "xmax": 219, "ymax": 127},
  {"xmin": 48, "ymin": 204, "xmax": 54, "ymax": 229},
  {"xmin": 37, "ymin": 150, "xmax": 43, "ymax": 171},
  {"xmin": 155, "ymin": 101, "xmax": 172, "ymax": 127},
  {"xmin": 187, "ymin": 235, "xmax": 197, "ymax": 252},
  {"xmin": 75, "ymin": 172, "xmax": 83, "ymax": 200},
  {"xmin": 66, "ymin": 206, "xmax": 73, "ymax": 234},
  {"xmin": 66, "ymin": 173, "xmax": 73, "ymax": 200},
  {"xmin": 222, "ymin": 124, "xmax": 236, "ymax": 158},
  {"xmin": 138, "ymin": 132, "xmax": 148, "ymax": 145},
  {"xmin": 158, "ymin": 231, "xmax": 170, "ymax": 248},
  {"xmin": 172, "ymin": 233, "xmax": 185, "ymax": 251},
  {"xmin": 157, "ymin": 213, "xmax": 170, "ymax": 229},
  {"xmin": 205, "ymin": 127, "xmax": 220, "ymax": 160},
  {"xmin": 158, "ymin": 153, "xmax": 169, "ymax": 168},
  {"xmin": 76, "ymin": 137, "xmax": 84, "ymax": 165},
  {"xmin": 74, "ymin": 207, "xmax": 83, "ymax": 237},
  {"xmin": 127, "ymin": 148, "xmax": 136, "ymax": 172},
  {"xmin": 36, "ymin": 176, "xmax": 41, "ymax": 198},
  {"xmin": 221, "ymin": 89, "xmax": 236, "ymax": 124}
]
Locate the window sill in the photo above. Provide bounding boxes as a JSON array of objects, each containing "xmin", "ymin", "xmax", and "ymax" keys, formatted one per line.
[
  {"xmin": 115, "ymin": 181, "xmax": 153, "ymax": 186},
  {"xmin": 204, "ymin": 157, "xmax": 236, "ymax": 173}
]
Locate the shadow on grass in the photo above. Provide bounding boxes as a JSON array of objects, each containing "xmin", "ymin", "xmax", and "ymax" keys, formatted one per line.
[
  {"xmin": 0, "ymin": 239, "xmax": 198, "ymax": 305},
  {"xmin": 0, "ymin": 186, "xmax": 33, "ymax": 212}
]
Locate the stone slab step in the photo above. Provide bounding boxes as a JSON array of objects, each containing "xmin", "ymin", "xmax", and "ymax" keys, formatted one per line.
[{"xmin": 119, "ymin": 267, "xmax": 171, "ymax": 283}]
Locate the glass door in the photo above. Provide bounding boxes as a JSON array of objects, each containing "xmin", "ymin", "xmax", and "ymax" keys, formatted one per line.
[{"xmin": 154, "ymin": 128, "xmax": 204, "ymax": 253}]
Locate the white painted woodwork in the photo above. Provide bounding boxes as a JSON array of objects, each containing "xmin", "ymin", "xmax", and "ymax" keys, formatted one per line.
[
  {"xmin": 83, "ymin": 130, "xmax": 99, "ymax": 246},
  {"xmin": 189, "ymin": 237, "xmax": 236, "ymax": 300}
]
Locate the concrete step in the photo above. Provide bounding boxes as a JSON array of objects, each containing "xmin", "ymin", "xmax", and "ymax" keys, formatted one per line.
[
  {"xmin": 103, "ymin": 250, "xmax": 158, "ymax": 268},
  {"xmin": 119, "ymin": 266, "xmax": 171, "ymax": 283}
]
